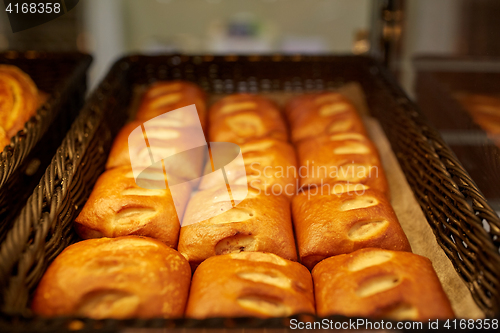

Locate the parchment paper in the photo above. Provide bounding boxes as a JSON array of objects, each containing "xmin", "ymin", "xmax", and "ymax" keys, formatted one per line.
[
  {"xmin": 343, "ymin": 83, "xmax": 484, "ymax": 319},
  {"xmin": 366, "ymin": 116, "xmax": 484, "ymax": 319},
  {"xmin": 209, "ymin": 83, "xmax": 484, "ymax": 319}
]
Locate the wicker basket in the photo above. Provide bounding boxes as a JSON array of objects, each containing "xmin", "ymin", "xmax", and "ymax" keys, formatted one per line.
[
  {"xmin": 0, "ymin": 55, "xmax": 498, "ymax": 332},
  {"xmin": 0, "ymin": 51, "xmax": 92, "ymax": 243}
]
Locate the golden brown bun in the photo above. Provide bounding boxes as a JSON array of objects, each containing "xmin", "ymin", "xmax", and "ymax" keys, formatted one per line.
[
  {"xmin": 208, "ymin": 94, "xmax": 288, "ymax": 144},
  {"xmin": 285, "ymin": 92, "xmax": 367, "ymax": 143},
  {"xmin": 135, "ymin": 80, "xmax": 207, "ymax": 130},
  {"xmin": 179, "ymin": 186, "xmax": 297, "ymax": 269},
  {"xmin": 75, "ymin": 166, "xmax": 191, "ymax": 248},
  {"xmin": 105, "ymin": 120, "xmax": 206, "ymax": 182},
  {"xmin": 199, "ymin": 138, "xmax": 298, "ymax": 197},
  {"xmin": 312, "ymin": 248, "xmax": 454, "ymax": 320},
  {"xmin": 185, "ymin": 252, "xmax": 314, "ymax": 318},
  {"xmin": 32, "ymin": 236, "xmax": 191, "ymax": 319},
  {"xmin": 0, "ymin": 65, "xmax": 39, "ymax": 148},
  {"xmin": 296, "ymin": 133, "xmax": 389, "ymax": 197},
  {"xmin": 292, "ymin": 186, "xmax": 410, "ymax": 269}
]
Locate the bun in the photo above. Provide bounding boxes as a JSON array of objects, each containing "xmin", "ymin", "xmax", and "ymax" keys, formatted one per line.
[
  {"xmin": 199, "ymin": 137, "xmax": 298, "ymax": 197},
  {"xmin": 0, "ymin": 65, "xmax": 39, "ymax": 147},
  {"xmin": 179, "ymin": 186, "xmax": 297, "ymax": 268},
  {"xmin": 105, "ymin": 120, "xmax": 205, "ymax": 182},
  {"xmin": 296, "ymin": 133, "xmax": 389, "ymax": 196},
  {"xmin": 32, "ymin": 236, "xmax": 191, "ymax": 319},
  {"xmin": 292, "ymin": 186, "xmax": 410, "ymax": 269},
  {"xmin": 285, "ymin": 91, "xmax": 390, "ymax": 198},
  {"xmin": 208, "ymin": 94, "xmax": 288, "ymax": 144},
  {"xmin": 75, "ymin": 166, "xmax": 191, "ymax": 247},
  {"xmin": 135, "ymin": 80, "xmax": 207, "ymax": 130},
  {"xmin": 312, "ymin": 248, "xmax": 454, "ymax": 320},
  {"xmin": 285, "ymin": 92, "xmax": 367, "ymax": 143},
  {"xmin": 185, "ymin": 252, "xmax": 314, "ymax": 318}
]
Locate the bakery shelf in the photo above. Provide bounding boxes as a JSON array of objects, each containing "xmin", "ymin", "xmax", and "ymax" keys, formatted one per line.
[
  {"xmin": 0, "ymin": 51, "xmax": 92, "ymax": 243},
  {"xmin": 0, "ymin": 54, "xmax": 498, "ymax": 331}
]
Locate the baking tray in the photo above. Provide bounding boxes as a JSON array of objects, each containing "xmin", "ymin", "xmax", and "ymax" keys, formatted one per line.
[
  {"xmin": 414, "ymin": 56, "xmax": 500, "ymax": 213},
  {"xmin": 0, "ymin": 55, "xmax": 498, "ymax": 332},
  {"xmin": 0, "ymin": 51, "xmax": 92, "ymax": 242}
]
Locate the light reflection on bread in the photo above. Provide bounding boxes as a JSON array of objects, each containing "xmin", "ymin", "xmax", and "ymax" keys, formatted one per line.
[
  {"xmin": 348, "ymin": 220, "xmax": 389, "ymax": 241},
  {"xmin": 333, "ymin": 142, "xmax": 371, "ymax": 154},
  {"xmin": 328, "ymin": 119, "xmax": 353, "ymax": 132},
  {"xmin": 356, "ymin": 274, "xmax": 401, "ymax": 298},
  {"xmin": 220, "ymin": 101, "xmax": 257, "ymax": 114},
  {"xmin": 347, "ymin": 250, "xmax": 393, "ymax": 272},
  {"xmin": 340, "ymin": 196, "xmax": 379, "ymax": 211},
  {"xmin": 149, "ymin": 93, "xmax": 183, "ymax": 109},
  {"xmin": 237, "ymin": 271, "xmax": 292, "ymax": 289},
  {"xmin": 237, "ymin": 296, "xmax": 292, "ymax": 317},
  {"xmin": 229, "ymin": 252, "xmax": 288, "ymax": 266},
  {"xmin": 319, "ymin": 102, "xmax": 350, "ymax": 116}
]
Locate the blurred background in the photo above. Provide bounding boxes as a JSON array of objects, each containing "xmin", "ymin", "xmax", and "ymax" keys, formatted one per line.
[
  {"xmin": 2, "ymin": 0, "xmax": 498, "ymax": 90},
  {"xmin": 1, "ymin": 0, "xmax": 500, "ymax": 212}
]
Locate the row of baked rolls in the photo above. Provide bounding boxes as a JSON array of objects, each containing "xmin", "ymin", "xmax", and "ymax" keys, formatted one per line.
[
  {"xmin": 206, "ymin": 94, "xmax": 296, "ymax": 196},
  {"xmin": 31, "ymin": 240, "xmax": 312, "ymax": 319},
  {"xmin": 176, "ymin": 94, "xmax": 298, "ymax": 268},
  {"xmin": 32, "ymin": 241, "xmax": 452, "ymax": 320},
  {"xmin": 285, "ymin": 92, "xmax": 389, "ymax": 197},
  {"xmin": 75, "ymin": 81, "xmax": 207, "ymax": 248},
  {"xmin": 284, "ymin": 92, "xmax": 406, "ymax": 268},
  {"xmin": 188, "ymin": 248, "xmax": 453, "ymax": 320},
  {"xmin": 0, "ymin": 65, "xmax": 47, "ymax": 148}
]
